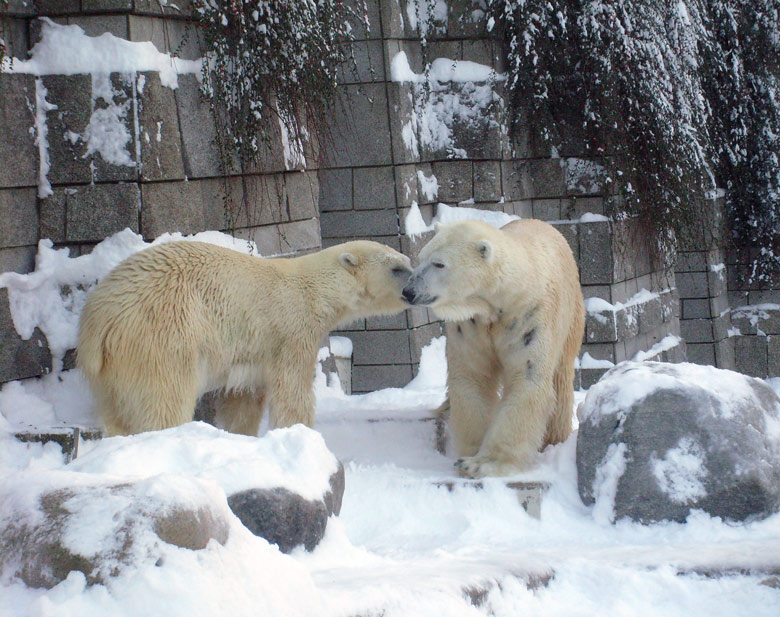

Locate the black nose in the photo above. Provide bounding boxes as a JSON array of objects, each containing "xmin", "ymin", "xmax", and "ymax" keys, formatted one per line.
[{"xmin": 402, "ymin": 286, "xmax": 416, "ymax": 303}]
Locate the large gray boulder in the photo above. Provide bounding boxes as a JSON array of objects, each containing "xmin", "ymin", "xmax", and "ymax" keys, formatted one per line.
[
  {"xmin": 227, "ymin": 461, "xmax": 345, "ymax": 553},
  {"xmin": 577, "ymin": 361, "xmax": 780, "ymax": 523},
  {"xmin": 0, "ymin": 474, "xmax": 231, "ymax": 589}
]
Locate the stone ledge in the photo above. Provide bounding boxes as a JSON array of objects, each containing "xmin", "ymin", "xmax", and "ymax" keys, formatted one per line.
[{"xmin": 14, "ymin": 427, "xmax": 102, "ymax": 462}]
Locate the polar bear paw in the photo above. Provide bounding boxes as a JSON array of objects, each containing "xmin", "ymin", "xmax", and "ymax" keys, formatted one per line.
[{"xmin": 455, "ymin": 456, "xmax": 498, "ymax": 479}]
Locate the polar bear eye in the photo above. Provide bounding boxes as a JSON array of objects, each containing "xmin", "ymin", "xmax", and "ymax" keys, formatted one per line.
[
  {"xmin": 432, "ymin": 262, "xmax": 446, "ymax": 269},
  {"xmin": 392, "ymin": 266, "xmax": 410, "ymax": 276}
]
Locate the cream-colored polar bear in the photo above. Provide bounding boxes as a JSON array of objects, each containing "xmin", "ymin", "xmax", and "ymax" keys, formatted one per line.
[
  {"xmin": 402, "ymin": 219, "xmax": 584, "ymax": 477},
  {"xmin": 78, "ymin": 240, "xmax": 411, "ymax": 436}
]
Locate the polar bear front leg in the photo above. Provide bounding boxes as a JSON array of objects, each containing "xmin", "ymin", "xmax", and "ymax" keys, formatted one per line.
[
  {"xmin": 216, "ymin": 391, "xmax": 267, "ymax": 436},
  {"xmin": 268, "ymin": 365, "xmax": 317, "ymax": 429},
  {"xmin": 455, "ymin": 377, "xmax": 555, "ymax": 478},
  {"xmin": 446, "ymin": 321, "xmax": 500, "ymax": 456}
]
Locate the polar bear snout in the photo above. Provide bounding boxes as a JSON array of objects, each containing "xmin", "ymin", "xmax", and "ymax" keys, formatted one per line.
[{"xmin": 402, "ymin": 276, "xmax": 437, "ymax": 306}]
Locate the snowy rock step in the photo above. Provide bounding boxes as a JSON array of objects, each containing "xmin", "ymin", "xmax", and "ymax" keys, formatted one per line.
[
  {"xmin": 13, "ymin": 427, "xmax": 102, "ymax": 462},
  {"xmin": 434, "ymin": 479, "xmax": 549, "ymax": 519}
]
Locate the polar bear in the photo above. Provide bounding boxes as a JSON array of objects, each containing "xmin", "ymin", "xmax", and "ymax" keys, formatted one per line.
[
  {"xmin": 402, "ymin": 219, "xmax": 584, "ymax": 477},
  {"xmin": 78, "ymin": 240, "xmax": 412, "ymax": 436}
]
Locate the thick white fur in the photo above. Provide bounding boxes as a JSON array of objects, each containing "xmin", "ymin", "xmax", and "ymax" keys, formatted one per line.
[
  {"xmin": 77, "ymin": 240, "xmax": 411, "ymax": 436},
  {"xmin": 408, "ymin": 219, "xmax": 584, "ymax": 477}
]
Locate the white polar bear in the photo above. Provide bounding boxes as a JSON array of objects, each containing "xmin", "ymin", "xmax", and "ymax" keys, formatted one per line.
[
  {"xmin": 402, "ymin": 219, "xmax": 584, "ymax": 477},
  {"xmin": 77, "ymin": 240, "xmax": 411, "ymax": 436}
]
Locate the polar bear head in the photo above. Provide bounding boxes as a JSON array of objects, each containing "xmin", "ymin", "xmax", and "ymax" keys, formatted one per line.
[
  {"xmin": 402, "ymin": 220, "xmax": 505, "ymax": 321},
  {"xmin": 335, "ymin": 240, "xmax": 413, "ymax": 319}
]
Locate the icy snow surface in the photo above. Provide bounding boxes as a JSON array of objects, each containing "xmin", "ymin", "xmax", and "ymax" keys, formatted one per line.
[{"xmin": 3, "ymin": 236, "xmax": 780, "ymax": 615}]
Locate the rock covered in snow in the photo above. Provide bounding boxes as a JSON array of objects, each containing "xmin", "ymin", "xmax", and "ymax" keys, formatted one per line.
[
  {"xmin": 228, "ymin": 461, "xmax": 345, "ymax": 553},
  {"xmin": 0, "ymin": 423, "xmax": 345, "ymax": 587},
  {"xmin": 577, "ymin": 361, "xmax": 780, "ymax": 523},
  {"xmin": 0, "ymin": 472, "xmax": 231, "ymax": 589}
]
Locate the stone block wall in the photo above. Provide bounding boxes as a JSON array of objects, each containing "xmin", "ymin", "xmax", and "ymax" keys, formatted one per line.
[
  {"xmin": 726, "ymin": 246, "xmax": 780, "ymax": 379},
  {"xmin": 0, "ymin": 4, "xmax": 321, "ymax": 385},
  {"xmin": 319, "ymin": 0, "xmax": 687, "ymax": 391}
]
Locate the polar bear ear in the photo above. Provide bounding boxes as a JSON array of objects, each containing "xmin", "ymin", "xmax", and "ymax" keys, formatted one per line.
[
  {"xmin": 339, "ymin": 252, "xmax": 359, "ymax": 271},
  {"xmin": 476, "ymin": 240, "xmax": 493, "ymax": 262}
]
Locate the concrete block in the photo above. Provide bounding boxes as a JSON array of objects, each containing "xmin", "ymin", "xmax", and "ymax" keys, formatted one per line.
[
  {"xmin": 684, "ymin": 342, "xmax": 715, "ymax": 366},
  {"xmin": 410, "ymin": 323, "xmax": 444, "ymax": 363},
  {"xmin": 432, "ymin": 160, "xmax": 472, "ymax": 203},
  {"xmin": 580, "ymin": 368, "xmax": 608, "ymax": 390},
  {"xmin": 285, "ymin": 171, "xmax": 319, "ymax": 221},
  {"xmin": 582, "ymin": 285, "xmax": 611, "ymax": 303},
  {"xmin": 532, "ymin": 199, "xmax": 560, "ymax": 221},
  {"xmin": 0, "ymin": 75, "xmax": 39, "ymax": 188},
  {"xmin": 35, "ymin": 0, "xmax": 79, "ymax": 14},
  {"xmin": 324, "ymin": 84, "xmax": 392, "ymax": 167},
  {"xmin": 473, "ymin": 161, "xmax": 500, "ymax": 203},
  {"xmin": 586, "ymin": 310, "xmax": 617, "ymax": 343},
  {"xmin": 81, "ymin": 0, "xmax": 133, "ymax": 13},
  {"xmin": 128, "ymin": 15, "xmax": 200, "ymax": 60},
  {"xmin": 616, "ymin": 306, "xmax": 640, "ymax": 340},
  {"xmin": 227, "ymin": 175, "xmax": 286, "ymax": 230},
  {"xmin": 138, "ymin": 71, "xmax": 185, "ymax": 182},
  {"xmin": 565, "ymin": 157, "xmax": 603, "ymax": 195},
  {"xmin": 354, "ymin": 166, "xmax": 395, "ymax": 210},
  {"xmin": 387, "ymin": 82, "xmax": 419, "ymax": 165},
  {"xmin": 579, "ymin": 221, "xmax": 613, "ymax": 285},
  {"xmin": 174, "ymin": 73, "xmax": 223, "ymax": 179},
  {"xmin": 504, "ymin": 200, "xmax": 532, "ymax": 218},
  {"xmin": 735, "ymin": 335, "xmax": 768, "ymax": 378},
  {"xmin": 141, "ymin": 179, "xmax": 224, "ymax": 238},
  {"xmin": 580, "ymin": 343, "xmax": 616, "ymax": 365},
  {"xmin": 682, "ymin": 298, "xmax": 711, "ymax": 319},
  {"xmin": 676, "ymin": 271, "xmax": 709, "ymax": 299},
  {"xmin": 319, "ymin": 209, "xmax": 398, "ymax": 238},
  {"xmin": 768, "ymin": 337, "xmax": 780, "ymax": 378},
  {"xmin": 729, "ymin": 311, "xmax": 758, "ymax": 336},
  {"xmin": 65, "ymin": 183, "xmax": 140, "ymax": 242},
  {"xmin": 0, "ymin": 188, "xmax": 38, "ymax": 248},
  {"xmin": 91, "ymin": 73, "xmax": 139, "ymax": 183},
  {"xmin": 638, "ymin": 296, "xmax": 664, "ymax": 333},
  {"xmin": 568, "ymin": 196, "xmax": 604, "ymax": 219},
  {"xmin": 343, "ymin": 0, "xmax": 381, "ymax": 40},
  {"xmin": 318, "ymin": 168, "xmax": 353, "ymax": 212},
  {"xmin": 366, "ymin": 313, "xmax": 409, "ymax": 330},
  {"xmin": 0, "ymin": 245, "xmax": 36, "ymax": 275},
  {"xmin": 40, "ymin": 73, "xmax": 93, "ymax": 186},
  {"xmin": 233, "ymin": 225, "xmax": 281, "ymax": 257},
  {"xmin": 680, "ymin": 318, "xmax": 714, "ymax": 344},
  {"xmin": 349, "ymin": 329, "xmax": 412, "ymax": 365},
  {"xmin": 66, "ymin": 14, "xmax": 129, "ymax": 38},
  {"xmin": 748, "ymin": 290, "xmax": 780, "ymax": 306},
  {"xmin": 554, "ymin": 223, "xmax": 579, "ymax": 265},
  {"xmin": 339, "ymin": 39, "xmax": 385, "ymax": 84},
  {"xmin": 0, "ymin": 1, "xmax": 35, "ymax": 16},
  {"xmin": 0, "ymin": 289, "xmax": 51, "ymax": 383},
  {"xmin": 676, "ymin": 251, "xmax": 708, "ymax": 272},
  {"xmin": 279, "ymin": 218, "xmax": 321, "ymax": 254},
  {"xmin": 407, "ymin": 306, "xmax": 432, "ymax": 329},
  {"xmin": 352, "ymin": 364, "xmax": 413, "ymax": 393}
]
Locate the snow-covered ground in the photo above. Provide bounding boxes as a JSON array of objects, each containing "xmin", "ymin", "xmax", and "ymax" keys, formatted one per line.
[{"xmin": 2, "ymin": 332, "xmax": 780, "ymax": 616}]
